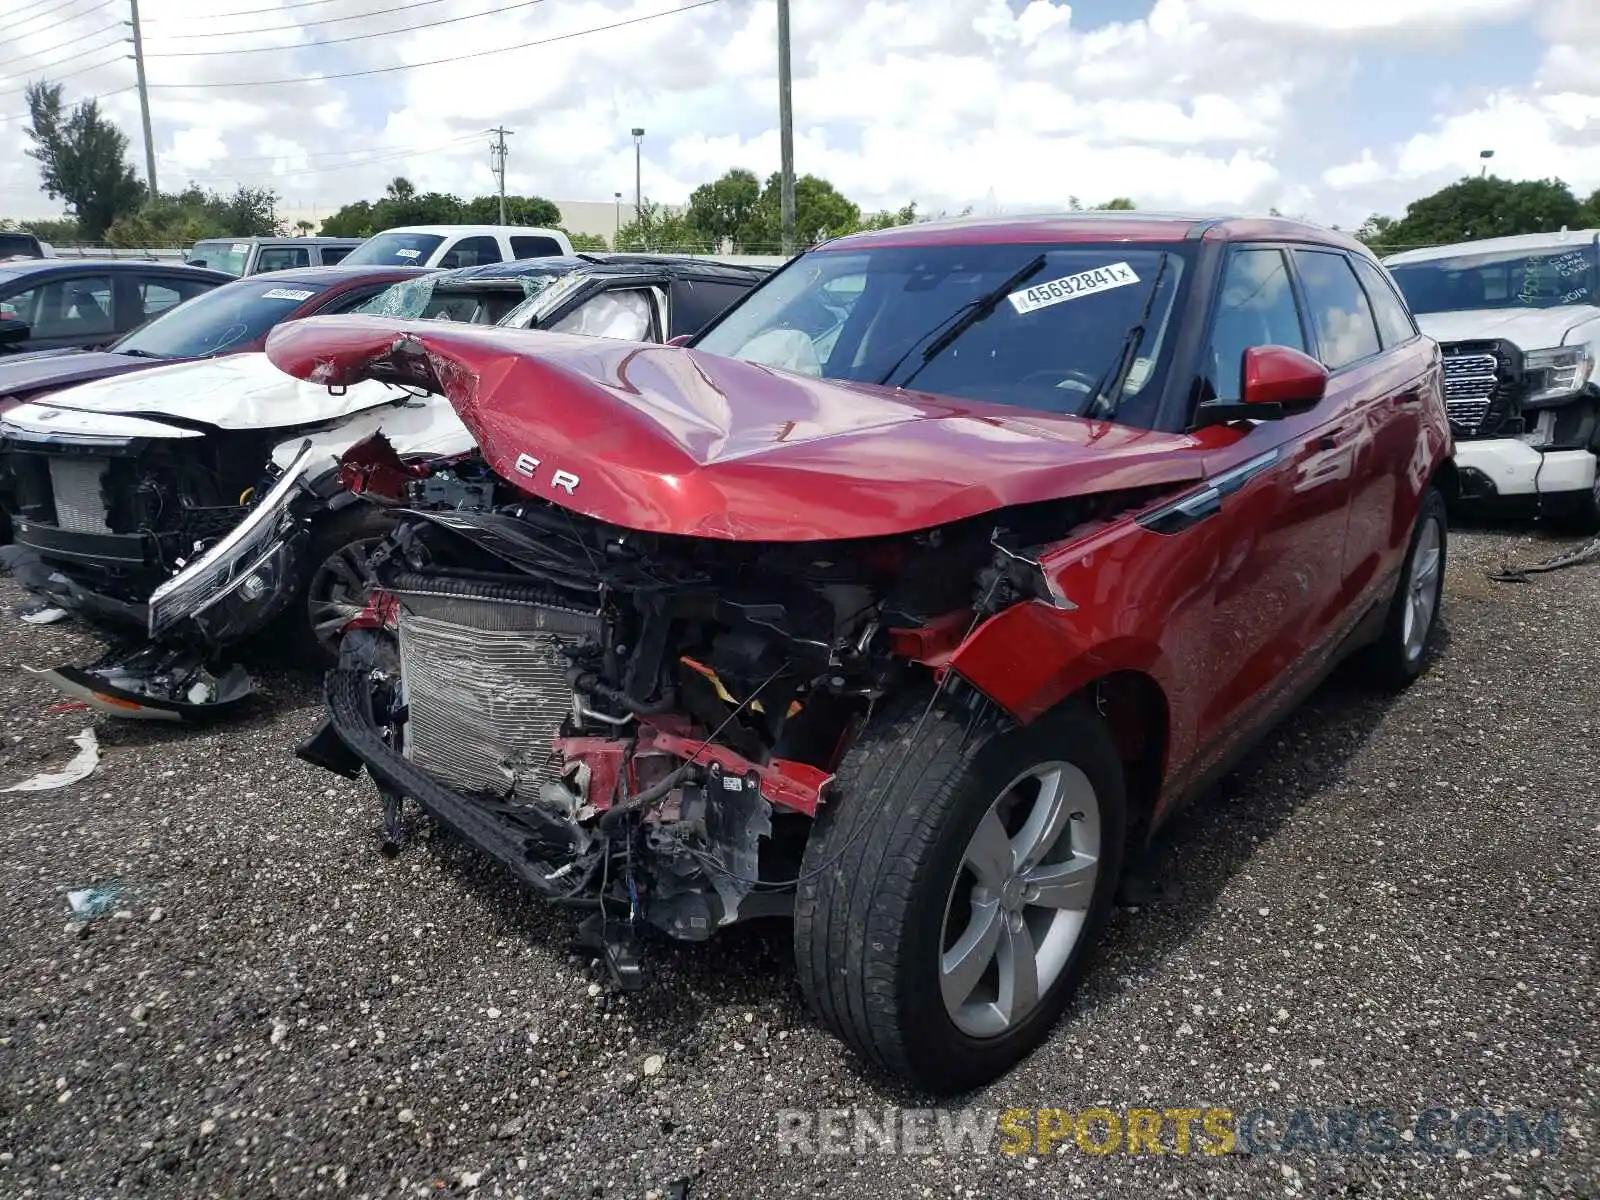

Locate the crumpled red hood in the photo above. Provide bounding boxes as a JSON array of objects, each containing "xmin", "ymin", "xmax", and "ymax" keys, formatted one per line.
[{"xmin": 264, "ymin": 316, "xmax": 1206, "ymax": 541}]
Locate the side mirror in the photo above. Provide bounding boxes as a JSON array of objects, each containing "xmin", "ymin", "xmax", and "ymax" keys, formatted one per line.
[
  {"xmin": 0, "ymin": 320, "xmax": 31, "ymax": 346},
  {"xmin": 665, "ymin": 332, "xmax": 693, "ymax": 347},
  {"xmin": 1194, "ymin": 344, "xmax": 1327, "ymax": 428},
  {"xmin": 1241, "ymin": 344, "xmax": 1328, "ymax": 410}
]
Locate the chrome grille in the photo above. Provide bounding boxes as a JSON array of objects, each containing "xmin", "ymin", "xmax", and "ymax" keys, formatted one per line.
[
  {"xmin": 396, "ymin": 591, "xmax": 600, "ymax": 801},
  {"xmin": 1442, "ymin": 351, "xmax": 1497, "ymax": 433},
  {"xmin": 47, "ymin": 457, "xmax": 111, "ymax": 535}
]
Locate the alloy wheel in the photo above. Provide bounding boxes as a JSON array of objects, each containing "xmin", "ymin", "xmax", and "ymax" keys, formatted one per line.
[
  {"xmin": 939, "ymin": 761, "xmax": 1102, "ymax": 1039},
  {"xmin": 1401, "ymin": 514, "xmax": 1443, "ymax": 662},
  {"xmin": 306, "ymin": 539, "xmax": 382, "ymax": 653}
]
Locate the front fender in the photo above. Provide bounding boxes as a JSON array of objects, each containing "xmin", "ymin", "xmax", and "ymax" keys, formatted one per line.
[{"xmin": 950, "ymin": 602, "xmax": 1168, "ymax": 725}]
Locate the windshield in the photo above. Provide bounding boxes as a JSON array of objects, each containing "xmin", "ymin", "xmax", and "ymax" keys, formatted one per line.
[
  {"xmin": 189, "ymin": 240, "xmax": 250, "ymax": 276},
  {"xmin": 1388, "ymin": 245, "xmax": 1599, "ymax": 314},
  {"xmin": 113, "ymin": 279, "xmax": 329, "ymax": 358},
  {"xmin": 342, "ymin": 232, "xmax": 446, "ymax": 267},
  {"xmin": 0, "ymin": 234, "xmax": 42, "ymax": 260},
  {"xmin": 356, "ymin": 271, "xmax": 565, "ymax": 323},
  {"xmin": 693, "ymin": 242, "xmax": 1187, "ymax": 423}
]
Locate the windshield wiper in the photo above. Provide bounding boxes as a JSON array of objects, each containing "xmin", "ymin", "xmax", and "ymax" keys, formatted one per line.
[
  {"xmin": 117, "ymin": 348, "xmax": 165, "ymax": 358},
  {"xmin": 878, "ymin": 253, "xmax": 1047, "ymax": 387},
  {"xmin": 1081, "ymin": 251, "xmax": 1170, "ymax": 422}
]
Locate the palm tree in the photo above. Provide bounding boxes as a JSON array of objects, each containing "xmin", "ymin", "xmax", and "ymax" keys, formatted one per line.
[{"xmin": 294, "ymin": 219, "xmax": 314, "ymax": 236}]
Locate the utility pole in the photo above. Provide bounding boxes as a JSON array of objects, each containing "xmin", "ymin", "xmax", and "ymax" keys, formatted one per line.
[
  {"xmin": 614, "ymin": 192, "xmax": 622, "ymax": 244},
  {"xmin": 490, "ymin": 126, "xmax": 512, "ymax": 224},
  {"xmin": 127, "ymin": 0, "xmax": 157, "ymax": 199},
  {"xmin": 777, "ymin": 0, "xmax": 795, "ymax": 255}
]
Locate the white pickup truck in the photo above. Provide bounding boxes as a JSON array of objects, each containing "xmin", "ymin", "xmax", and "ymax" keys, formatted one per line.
[
  {"xmin": 340, "ymin": 225, "xmax": 574, "ymax": 269},
  {"xmin": 1385, "ymin": 229, "xmax": 1600, "ymax": 528}
]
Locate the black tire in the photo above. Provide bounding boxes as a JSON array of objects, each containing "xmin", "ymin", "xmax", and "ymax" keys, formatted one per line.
[
  {"xmin": 288, "ymin": 504, "xmax": 399, "ymax": 666},
  {"xmin": 1552, "ymin": 467, "xmax": 1600, "ymax": 535},
  {"xmin": 792, "ymin": 694, "xmax": 1127, "ymax": 1093},
  {"xmin": 1358, "ymin": 485, "xmax": 1447, "ymax": 690}
]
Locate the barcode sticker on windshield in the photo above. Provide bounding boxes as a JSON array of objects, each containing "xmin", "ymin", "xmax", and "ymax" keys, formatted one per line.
[
  {"xmin": 231, "ymin": 243, "xmax": 249, "ymax": 253},
  {"xmin": 1007, "ymin": 262, "xmax": 1140, "ymax": 315},
  {"xmin": 262, "ymin": 288, "xmax": 315, "ymax": 301},
  {"xmin": 395, "ymin": 248, "xmax": 421, "ymax": 259}
]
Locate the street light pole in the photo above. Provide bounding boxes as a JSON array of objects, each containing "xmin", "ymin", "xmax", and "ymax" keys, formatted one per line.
[
  {"xmin": 777, "ymin": 0, "xmax": 796, "ymax": 255},
  {"xmin": 614, "ymin": 192, "xmax": 622, "ymax": 245},
  {"xmin": 1479, "ymin": 148, "xmax": 1495, "ymax": 178},
  {"xmin": 631, "ymin": 128, "xmax": 645, "ymax": 229}
]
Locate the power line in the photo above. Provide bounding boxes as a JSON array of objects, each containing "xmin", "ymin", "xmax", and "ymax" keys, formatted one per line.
[
  {"xmin": 147, "ymin": 0, "xmax": 452, "ymax": 41},
  {"xmin": 0, "ymin": 30, "xmax": 126, "ymax": 74},
  {"xmin": 146, "ymin": 0, "xmax": 726, "ymax": 87},
  {"xmin": 161, "ymin": 134, "xmax": 481, "ymax": 183},
  {"xmin": 0, "ymin": 82, "xmax": 133, "ymax": 123},
  {"xmin": 168, "ymin": 132, "xmax": 479, "ymax": 165},
  {"xmin": 148, "ymin": 0, "xmax": 553, "ymax": 57},
  {"xmin": 0, "ymin": 52, "xmax": 126, "ymax": 97},
  {"xmin": 143, "ymin": 0, "xmax": 412, "ymax": 21},
  {"xmin": 3, "ymin": 0, "xmax": 111, "ymax": 28}
]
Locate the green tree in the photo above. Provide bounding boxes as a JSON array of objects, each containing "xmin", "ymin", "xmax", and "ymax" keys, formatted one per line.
[
  {"xmin": 23, "ymin": 81, "xmax": 145, "ymax": 241},
  {"xmin": 566, "ymin": 232, "xmax": 609, "ymax": 251},
  {"xmin": 1372, "ymin": 176, "xmax": 1585, "ymax": 250},
  {"xmin": 462, "ymin": 195, "xmax": 562, "ymax": 226},
  {"xmin": 685, "ymin": 168, "xmax": 763, "ymax": 248},
  {"xmin": 1579, "ymin": 189, "xmax": 1600, "ymax": 228},
  {"xmin": 1092, "ymin": 197, "xmax": 1136, "ymax": 210},
  {"xmin": 857, "ymin": 202, "xmax": 919, "ymax": 232},
  {"xmin": 104, "ymin": 184, "xmax": 280, "ymax": 248},
  {"xmin": 319, "ymin": 200, "xmax": 376, "ymax": 238},
  {"xmin": 615, "ymin": 200, "xmax": 712, "ymax": 252},
  {"xmin": 16, "ymin": 216, "xmax": 82, "ymax": 242}
]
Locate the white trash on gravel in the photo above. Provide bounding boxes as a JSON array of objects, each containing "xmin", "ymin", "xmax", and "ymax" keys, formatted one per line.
[{"xmin": 3, "ymin": 727, "xmax": 99, "ymax": 792}]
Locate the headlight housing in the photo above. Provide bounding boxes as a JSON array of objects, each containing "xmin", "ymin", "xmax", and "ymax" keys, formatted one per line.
[{"xmin": 1523, "ymin": 344, "xmax": 1596, "ymax": 406}]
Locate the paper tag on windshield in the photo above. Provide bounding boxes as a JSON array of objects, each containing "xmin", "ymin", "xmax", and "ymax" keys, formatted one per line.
[
  {"xmin": 1007, "ymin": 262, "xmax": 1140, "ymax": 315},
  {"xmin": 395, "ymin": 248, "xmax": 421, "ymax": 259},
  {"xmin": 231, "ymin": 242, "xmax": 248, "ymax": 253},
  {"xmin": 262, "ymin": 288, "xmax": 315, "ymax": 301}
]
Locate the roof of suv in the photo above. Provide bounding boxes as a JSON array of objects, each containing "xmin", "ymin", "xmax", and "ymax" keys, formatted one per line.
[
  {"xmin": 825, "ymin": 211, "xmax": 1368, "ymax": 254},
  {"xmin": 223, "ymin": 264, "xmax": 437, "ymax": 286},
  {"xmin": 434, "ymin": 254, "xmax": 768, "ymax": 285},
  {"xmin": 0, "ymin": 258, "xmax": 232, "ymax": 279},
  {"xmin": 1382, "ymin": 228, "xmax": 1600, "ymax": 266}
]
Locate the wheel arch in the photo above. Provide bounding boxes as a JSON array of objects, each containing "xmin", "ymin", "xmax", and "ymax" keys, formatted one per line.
[{"xmin": 1051, "ymin": 669, "xmax": 1170, "ymax": 846}]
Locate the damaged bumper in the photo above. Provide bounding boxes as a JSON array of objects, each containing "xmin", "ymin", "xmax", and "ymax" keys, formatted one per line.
[{"xmin": 1454, "ymin": 439, "xmax": 1597, "ymax": 502}]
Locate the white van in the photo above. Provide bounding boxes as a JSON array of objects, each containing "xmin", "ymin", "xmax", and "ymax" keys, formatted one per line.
[{"xmin": 341, "ymin": 225, "xmax": 574, "ymax": 269}]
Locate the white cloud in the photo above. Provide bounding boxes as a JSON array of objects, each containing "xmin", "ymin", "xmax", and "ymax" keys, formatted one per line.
[{"xmin": 0, "ymin": 0, "xmax": 1595, "ymax": 237}]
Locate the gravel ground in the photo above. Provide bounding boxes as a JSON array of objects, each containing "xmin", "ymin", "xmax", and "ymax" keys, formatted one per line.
[{"xmin": 0, "ymin": 525, "xmax": 1595, "ymax": 1200}]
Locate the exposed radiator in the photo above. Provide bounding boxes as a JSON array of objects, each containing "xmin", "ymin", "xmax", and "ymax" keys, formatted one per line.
[
  {"xmin": 47, "ymin": 457, "xmax": 112, "ymax": 535},
  {"xmin": 395, "ymin": 588, "xmax": 602, "ymax": 801}
]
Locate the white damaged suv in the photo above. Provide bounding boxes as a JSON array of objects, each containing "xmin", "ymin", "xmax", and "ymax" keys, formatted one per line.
[{"xmin": 1385, "ymin": 229, "xmax": 1599, "ymax": 527}]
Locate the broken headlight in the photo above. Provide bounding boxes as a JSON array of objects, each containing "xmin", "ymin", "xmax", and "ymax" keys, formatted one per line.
[{"xmin": 146, "ymin": 441, "xmax": 319, "ymax": 637}]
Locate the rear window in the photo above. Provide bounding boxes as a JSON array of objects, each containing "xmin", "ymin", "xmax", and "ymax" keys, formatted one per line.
[
  {"xmin": 0, "ymin": 233, "xmax": 43, "ymax": 260},
  {"xmin": 190, "ymin": 240, "xmax": 250, "ymax": 276},
  {"xmin": 113, "ymin": 277, "xmax": 330, "ymax": 358},
  {"xmin": 510, "ymin": 235, "xmax": 563, "ymax": 259},
  {"xmin": 342, "ymin": 232, "xmax": 446, "ymax": 267}
]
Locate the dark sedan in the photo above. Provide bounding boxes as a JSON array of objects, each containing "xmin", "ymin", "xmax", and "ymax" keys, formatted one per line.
[
  {"xmin": 0, "ymin": 264, "xmax": 435, "ymax": 409},
  {"xmin": 0, "ymin": 259, "xmax": 233, "ymax": 355}
]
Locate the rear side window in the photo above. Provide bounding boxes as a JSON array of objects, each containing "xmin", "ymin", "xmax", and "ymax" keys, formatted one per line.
[
  {"xmin": 1350, "ymin": 256, "xmax": 1418, "ymax": 348},
  {"xmin": 510, "ymin": 235, "xmax": 563, "ymax": 259},
  {"xmin": 319, "ymin": 246, "xmax": 352, "ymax": 265},
  {"xmin": 138, "ymin": 277, "xmax": 210, "ymax": 321},
  {"xmin": 1205, "ymin": 248, "xmax": 1306, "ymax": 401},
  {"xmin": 669, "ymin": 278, "xmax": 754, "ymax": 339},
  {"xmin": 1293, "ymin": 249, "xmax": 1382, "ymax": 370},
  {"xmin": 0, "ymin": 233, "xmax": 43, "ymax": 259},
  {"xmin": 254, "ymin": 246, "xmax": 311, "ymax": 273},
  {"xmin": 438, "ymin": 236, "xmax": 503, "ymax": 269},
  {"xmin": 3, "ymin": 274, "xmax": 115, "ymax": 338}
]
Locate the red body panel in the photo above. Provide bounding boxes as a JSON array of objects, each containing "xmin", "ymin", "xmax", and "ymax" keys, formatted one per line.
[{"xmin": 264, "ymin": 316, "xmax": 1207, "ymax": 541}]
